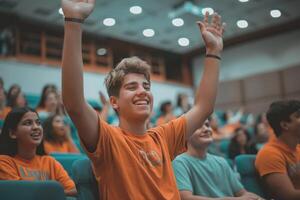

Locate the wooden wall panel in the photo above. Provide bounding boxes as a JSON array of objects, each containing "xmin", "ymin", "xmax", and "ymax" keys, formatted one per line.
[
  {"xmin": 243, "ymin": 72, "xmax": 281, "ymax": 101},
  {"xmin": 282, "ymin": 66, "xmax": 300, "ymax": 95}
]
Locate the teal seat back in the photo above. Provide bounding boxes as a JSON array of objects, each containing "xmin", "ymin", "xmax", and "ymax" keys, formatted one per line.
[
  {"xmin": 219, "ymin": 139, "xmax": 230, "ymax": 158},
  {"xmin": 235, "ymin": 155, "xmax": 267, "ymax": 198},
  {"xmin": 0, "ymin": 180, "xmax": 65, "ymax": 200},
  {"xmin": 51, "ymin": 153, "xmax": 87, "ymax": 179},
  {"xmin": 25, "ymin": 94, "xmax": 40, "ymax": 109},
  {"xmin": 72, "ymin": 158, "xmax": 99, "ymax": 200}
]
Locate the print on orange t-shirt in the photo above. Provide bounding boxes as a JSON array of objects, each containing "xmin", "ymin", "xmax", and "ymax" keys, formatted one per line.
[
  {"xmin": 255, "ymin": 139, "xmax": 300, "ymax": 189},
  {"xmin": 0, "ymin": 155, "xmax": 75, "ymax": 191}
]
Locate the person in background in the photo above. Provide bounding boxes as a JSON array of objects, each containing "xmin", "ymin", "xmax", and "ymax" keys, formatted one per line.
[
  {"xmin": 228, "ymin": 127, "xmax": 257, "ymax": 160},
  {"xmin": 174, "ymin": 93, "xmax": 191, "ymax": 116},
  {"xmin": 0, "ymin": 86, "xmax": 10, "ymax": 120},
  {"xmin": 7, "ymin": 88, "xmax": 27, "ymax": 109},
  {"xmin": 255, "ymin": 100, "xmax": 300, "ymax": 200},
  {"xmin": 156, "ymin": 101, "xmax": 176, "ymax": 125},
  {"xmin": 43, "ymin": 114, "xmax": 79, "ymax": 154},
  {"xmin": 0, "ymin": 107, "xmax": 77, "ymax": 196},
  {"xmin": 173, "ymin": 120, "xmax": 264, "ymax": 200}
]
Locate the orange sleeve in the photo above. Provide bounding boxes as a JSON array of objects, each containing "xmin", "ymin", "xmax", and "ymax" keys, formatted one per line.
[
  {"xmin": 255, "ymin": 146, "xmax": 287, "ymax": 177},
  {"xmin": 0, "ymin": 156, "xmax": 20, "ymax": 180},
  {"xmin": 49, "ymin": 156, "xmax": 75, "ymax": 191},
  {"xmin": 158, "ymin": 116, "xmax": 187, "ymax": 160}
]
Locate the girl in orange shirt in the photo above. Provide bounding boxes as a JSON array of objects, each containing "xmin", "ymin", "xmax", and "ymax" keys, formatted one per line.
[
  {"xmin": 0, "ymin": 107, "xmax": 77, "ymax": 196},
  {"xmin": 43, "ymin": 114, "xmax": 79, "ymax": 154}
]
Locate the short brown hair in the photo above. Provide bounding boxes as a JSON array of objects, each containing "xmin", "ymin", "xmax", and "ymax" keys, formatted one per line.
[{"xmin": 105, "ymin": 56, "xmax": 151, "ymax": 97}]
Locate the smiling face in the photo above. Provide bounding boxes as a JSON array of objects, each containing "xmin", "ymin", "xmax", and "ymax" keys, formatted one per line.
[
  {"xmin": 110, "ymin": 73, "xmax": 153, "ymax": 122},
  {"xmin": 10, "ymin": 111, "xmax": 43, "ymax": 150},
  {"xmin": 188, "ymin": 120, "xmax": 213, "ymax": 149}
]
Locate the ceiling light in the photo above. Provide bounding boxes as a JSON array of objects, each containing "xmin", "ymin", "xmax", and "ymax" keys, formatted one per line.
[
  {"xmin": 58, "ymin": 8, "xmax": 64, "ymax": 16},
  {"xmin": 103, "ymin": 18, "xmax": 116, "ymax": 26},
  {"xmin": 178, "ymin": 37, "xmax": 190, "ymax": 46},
  {"xmin": 143, "ymin": 29, "xmax": 155, "ymax": 37},
  {"xmin": 97, "ymin": 48, "xmax": 107, "ymax": 56},
  {"xmin": 239, "ymin": 0, "xmax": 249, "ymax": 2},
  {"xmin": 130, "ymin": 6, "xmax": 142, "ymax": 15},
  {"xmin": 172, "ymin": 18, "xmax": 184, "ymax": 27},
  {"xmin": 237, "ymin": 20, "xmax": 248, "ymax": 28},
  {"xmin": 201, "ymin": 7, "xmax": 214, "ymax": 15},
  {"xmin": 270, "ymin": 9, "xmax": 281, "ymax": 18}
]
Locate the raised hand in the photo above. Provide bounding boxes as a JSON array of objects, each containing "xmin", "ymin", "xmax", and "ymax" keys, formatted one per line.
[
  {"xmin": 197, "ymin": 12, "xmax": 225, "ymax": 54},
  {"xmin": 62, "ymin": 0, "xmax": 95, "ymax": 20}
]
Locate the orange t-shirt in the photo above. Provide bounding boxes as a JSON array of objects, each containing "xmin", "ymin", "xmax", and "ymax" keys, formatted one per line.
[
  {"xmin": 156, "ymin": 115, "xmax": 176, "ymax": 126},
  {"xmin": 0, "ymin": 106, "xmax": 11, "ymax": 120},
  {"xmin": 0, "ymin": 155, "xmax": 75, "ymax": 191},
  {"xmin": 255, "ymin": 139, "xmax": 300, "ymax": 189},
  {"xmin": 44, "ymin": 140, "xmax": 79, "ymax": 154},
  {"xmin": 82, "ymin": 115, "xmax": 187, "ymax": 200}
]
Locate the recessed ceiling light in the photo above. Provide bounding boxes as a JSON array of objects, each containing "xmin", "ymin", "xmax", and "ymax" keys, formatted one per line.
[
  {"xmin": 97, "ymin": 48, "xmax": 107, "ymax": 56},
  {"xmin": 130, "ymin": 6, "xmax": 142, "ymax": 15},
  {"xmin": 239, "ymin": 0, "xmax": 249, "ymax": 2},
  {"xmin": 178, "ymin": 37, "xmax": 190, "ymax": 46},
  {"xmin": 58, "ymin": 8, "xmax": 64, "ymax": 16},
  {"xmin": 143, "ymin": 29, "xmax": 155, "ymax": 37},
  {"xmin": 270, "ymin": 9, "xmax": 281, "ymax": 18},
  {"xmin": 172, "ymin": 18, "xmax": 184, "ymax": 27},
  {"xmin": 103, "ymin": 18, "xmax": 116, "ymax": 26},
  {"xmin": 237, "ymin": 20, "xmax": 248, "ymax": 28},
  {"xmin": 201, "ymin": 7, "xmax": 214, "ymax": 15}
]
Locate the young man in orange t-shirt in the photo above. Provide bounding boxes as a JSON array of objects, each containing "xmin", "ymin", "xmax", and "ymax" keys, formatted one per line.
[
  {"xmin": 255, "ymin": 100, "xmax": 300, "ymax": 199},
  {"xmin": 61, "ymin": 0, "xmax": 225, "ymax": 199}
]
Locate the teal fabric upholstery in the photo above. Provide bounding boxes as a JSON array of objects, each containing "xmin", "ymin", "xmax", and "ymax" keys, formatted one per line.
[
  {"xmin": 51, "ymin": 153, "xmax": 87, "ymax": 179},
  {"xmin": 72, "ymin": 158, "xmax": 99, "ymax": 200},
  {"xmin": 0, "ymin": 180, "xmax": 65, "ymax": 200},
  {"xmin": 235, "ymin": 155, "xmax": 267, "ymax": 198}
]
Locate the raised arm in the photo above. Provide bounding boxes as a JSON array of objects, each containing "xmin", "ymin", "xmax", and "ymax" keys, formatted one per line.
[
  {"xmin": 61, "ymin": 0, "xmax": 99, "ymax": 152},
  {"xmin": 185, "ymin": 12, "xmax": 225, "ymax": 138}
]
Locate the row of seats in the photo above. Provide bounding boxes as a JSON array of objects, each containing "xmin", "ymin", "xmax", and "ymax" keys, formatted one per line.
[{"xmin": 0, "ymin": 154, "xmax": 268, "ymax": 200}]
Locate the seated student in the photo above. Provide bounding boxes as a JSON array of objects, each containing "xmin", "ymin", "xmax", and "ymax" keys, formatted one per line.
[
  {"xmin": 0, "ymin": 86, "xmax": 10, "ymax": 120},
  {"xmin": 0, "ymin": 107, "xmax": 77, "ymax": 196},
  {"xmin": 173, "ymin": 120, "xmax": 264, "ymax": 200},
  {"xmin": 61, "ymin": 0, "xmax": 225, "ymax": 198},
  {"xmin": 255, "ymin": 100, "xmax": 300, "ymax": 200},
  {"xmin": 228, "ymin": 127, "xmax": 257, "ymax": 160},
  {"xmin": 43, "ymin": 114, "xmax": 79, "ymax": 154},
  {"xmin": 156, "ymin": 101, "xmax": 176, "ymax": 125}
]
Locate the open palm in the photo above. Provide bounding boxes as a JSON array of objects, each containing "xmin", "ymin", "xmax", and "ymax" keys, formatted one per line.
[
  {"xmin": 62, "ymin": 0, "xmax": 95, "ymax": 20},
  {"xmin": 197, "ymin": 12, "xmax": 225, "ymax": 53}
]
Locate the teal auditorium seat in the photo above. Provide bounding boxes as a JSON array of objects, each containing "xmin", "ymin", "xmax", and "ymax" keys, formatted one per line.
[
  {"xmin": 51, "ymin": 153, "xmax": 87, "ymax": 179},
  {"xmin": 25, "ymin": 94, "xmax": 40, "ymax": 109},
  {"xmin": 219, "ymin": 139, "xmax": 230, "ymax": 158},
  {"xmin": 72, "ymin": 158, "xmax": 99, "ymax": 200},
  {"xmin": 235, "ymin": 155, "xmax": 267, "ymax": 198},
  {"xmin": 0, "ymin": 180, "xmax": 65, "ymax": 200}
]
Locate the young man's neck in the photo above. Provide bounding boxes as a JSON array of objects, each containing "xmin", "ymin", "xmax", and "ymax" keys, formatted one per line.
[
  {"xmin": 186, "ymin": 145, "xmax": 208, "ymax": 159},
  {"xmin": 279, "ymin": 132, "xmax": 299, "ymax": 150},
  {"xmin": 119, "ymin": 117, "xmax": 147, "ymax": 135}
]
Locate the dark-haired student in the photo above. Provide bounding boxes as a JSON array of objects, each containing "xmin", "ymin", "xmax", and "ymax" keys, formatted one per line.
[
  {"xmin": 256, "ymin": 100, "xmax": 300, "ymax": 200},
  {"xmin": 0, "ymin": 107, "xmax": 77, "ymax": 196}
]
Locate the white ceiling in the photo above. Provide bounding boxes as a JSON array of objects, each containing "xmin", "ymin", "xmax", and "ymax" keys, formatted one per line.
[{"xmin": 1, "ymin": 0, "xmax": 300, "ymax": 54}]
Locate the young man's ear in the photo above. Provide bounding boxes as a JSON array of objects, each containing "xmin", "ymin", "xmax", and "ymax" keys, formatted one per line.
[
  {"xmin": 9, "ymin": 131, "xmax": 17, "ymax": 139},
  {"xmin": 280, "ymin": 121, "xmax": 289, "ymax": 132},
  {"xmin": 110, "ymin": 96, "xmax": 119, "ymax": 110}
]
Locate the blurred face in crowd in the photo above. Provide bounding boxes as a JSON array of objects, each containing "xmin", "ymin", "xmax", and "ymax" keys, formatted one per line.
[
  {"xmin": 16, "ymin": 92, "xmax": 26, "ymax": 108},
  {"xmin": 44, "ymin": 91, "xmax": 58, "ymax": 113},
  {"xmin": 189, "ymin": 120, "xmax": 213, "ymax": 149},
  {"xmin": 236, "ymin": 129, "xmax": 247, "ymax": 146},
  {"xmin": 52, "ymin": 115, "xmax": 67, "ymax": 137}
]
